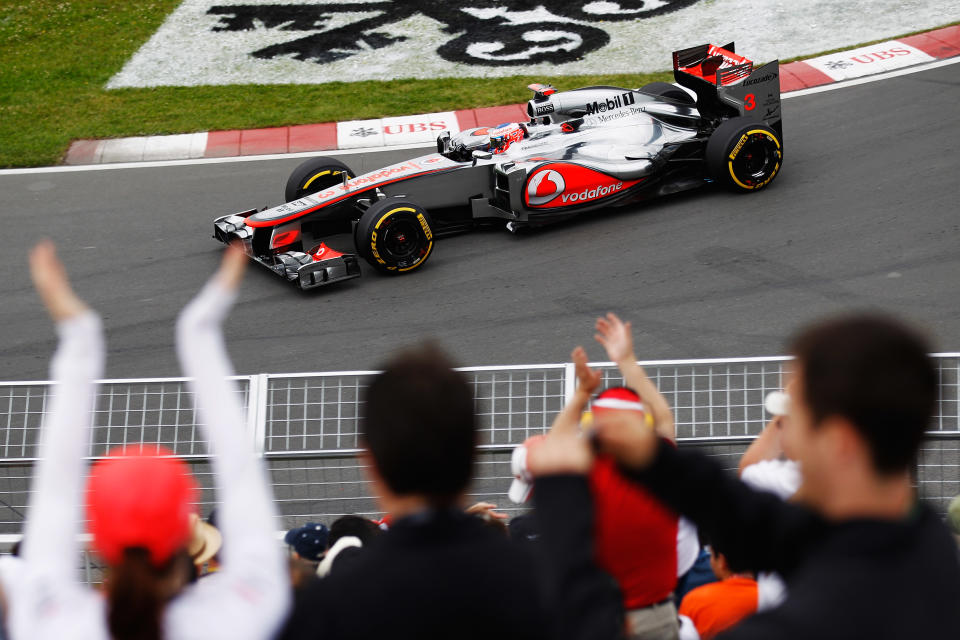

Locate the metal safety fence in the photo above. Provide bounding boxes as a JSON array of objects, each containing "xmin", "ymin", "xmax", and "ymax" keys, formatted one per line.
[{"xmin": 0, "ymin": 354, "xmax": 957, "ymax": 546}]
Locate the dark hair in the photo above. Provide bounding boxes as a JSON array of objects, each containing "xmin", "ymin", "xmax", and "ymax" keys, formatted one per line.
[
  {"xmin": 702, "ymin": 533, "xmax": 749, "ymax": 574},
  {"xmin": 790, "ymin": 314, "xmax": 936, "ymax": 475},
  {"xmin": 107, "ymin": 548, "xmax": 189, "ymax": 640},
  {"xmin": 328, "ymin": 515, "xmax": 382, "ymax": 547},
  {"xmin": 361, "ymin": 343, "xmax": 476, "ymax": 506}
]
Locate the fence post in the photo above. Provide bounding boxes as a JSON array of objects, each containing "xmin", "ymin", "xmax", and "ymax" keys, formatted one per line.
[
  {"xmin": 245, "ymin": 374, "xmax": 269, "ymax": 457},
  {"xmin": 563, "ymin": 362, "xmax": 576, "ymax": 403}
]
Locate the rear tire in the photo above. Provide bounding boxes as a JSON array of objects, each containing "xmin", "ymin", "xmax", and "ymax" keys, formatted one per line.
[
  {"xmin": 639, "ymin": 81, "xmax": 694, "ymax": 105},
  {"xmin": 285, "ymin": 157, "xmax": 354, "ymax": 202},
  {"xmin": 354, "ymin": 198, "xmax": 435, "ymax": 274},
  {"xmin": 706, "ymin": 118, "xmax": 783, "ymax": 192}
]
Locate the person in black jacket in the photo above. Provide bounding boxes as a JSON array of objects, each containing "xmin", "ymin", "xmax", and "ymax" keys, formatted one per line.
[
  {"xmin": 280, "ymin": 344, "xmax": 549, "ymax": 640},
  {"xmin": 529, "ymin": 313, "xmax": 960, "ymax": 639}
]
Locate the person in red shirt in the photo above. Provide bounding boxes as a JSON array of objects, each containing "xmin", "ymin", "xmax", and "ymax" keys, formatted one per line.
[
  {"xmin": 589, "ymin": 392, "xmax": 679, "ymax": 618},
  {"xmin": 678, "ymin": 539, "xmax": 758, "ymax": 639},
  {"xmin": 555, "ymin": 314, "xmax": 681, "ymax": 639}
]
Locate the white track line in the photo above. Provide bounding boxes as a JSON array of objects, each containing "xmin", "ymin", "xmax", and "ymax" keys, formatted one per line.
[
  {"xmin": 0, "ymin": 142, "xmax": 440, "ymax": 176},
  {"xmin": 1, "ymin": 56, "xmax": 957, "ymax": 177},
  {"xmin": 782, "ymin": 55, "xmax": 960, "ymax": 97}
]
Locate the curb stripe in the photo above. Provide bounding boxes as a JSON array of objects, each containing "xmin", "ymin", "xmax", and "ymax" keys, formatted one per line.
[{"xmin": 782, "ymin": 61, "xmax": 836, "ymax": 88}]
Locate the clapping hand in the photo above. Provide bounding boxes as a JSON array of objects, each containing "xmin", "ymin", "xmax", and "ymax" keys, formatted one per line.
[
  {"xmin": 572, "ymin": 346, "xmax": 601, "ymax": 396},
  {"xmin": 594, "ymin": 312, "xmax": 635, "ymax": 364},
  {"xmin": 30, "ymin": 240, "xmax": 89, "ymax": 323}
]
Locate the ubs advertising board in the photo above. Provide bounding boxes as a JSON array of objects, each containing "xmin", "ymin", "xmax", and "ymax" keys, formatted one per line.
[{"xmin": 108, "ymin": 0, "xmax": 957, "ymax": 88}]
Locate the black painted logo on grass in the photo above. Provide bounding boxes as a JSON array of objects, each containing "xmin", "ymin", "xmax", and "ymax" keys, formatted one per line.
[{"xmin": 208, "ymin": 1, "xmax": 702, "ymax": 67}]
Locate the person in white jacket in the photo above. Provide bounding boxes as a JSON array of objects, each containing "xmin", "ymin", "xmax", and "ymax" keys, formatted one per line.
[{"xmin": 10, "ymin": 241, "xmax": 289, "ymax": 640}]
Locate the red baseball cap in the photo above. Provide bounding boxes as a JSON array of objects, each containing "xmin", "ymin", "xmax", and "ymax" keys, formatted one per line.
[
  {"xmin": 592, "ymin": 387, "xmax": 655, "ymax": 428},
  {"xmin": 86, "ymin": 446, "xmax": 198, "ymax": 567}
]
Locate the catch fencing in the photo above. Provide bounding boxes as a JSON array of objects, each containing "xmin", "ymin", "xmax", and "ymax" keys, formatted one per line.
[{"xmin": 1, "ymin": 354, "xmax": 958, "ymax": 545}]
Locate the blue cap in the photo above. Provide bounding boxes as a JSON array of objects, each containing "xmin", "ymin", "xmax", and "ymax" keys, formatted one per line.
[{"xmin": 284, "ymin": 522, "xmax": 329, "ymax": 561}]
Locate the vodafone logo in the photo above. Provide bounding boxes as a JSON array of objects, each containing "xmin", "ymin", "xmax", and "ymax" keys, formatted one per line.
[
  {"xmin": 561, "ymin": 182, "xmax": 624, "ymax": 203},
  {"xmin": 527, "ymin": 169, "xmax": 565, "ymax": 206}
]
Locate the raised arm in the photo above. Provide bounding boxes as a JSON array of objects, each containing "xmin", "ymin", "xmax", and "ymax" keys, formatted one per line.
[
  {"xmin": 594, "ymin": 313, "xmax": 675, "ymax": 441},
  {"xmin": 549, "ymin": 347, "xmax": 601, "ymax": 437},
  {"xmin": 170, "ymin": 246, "xmax": 289, "ymax": 637},
  {"xmin": 738, "ymin": 416, "xmax": 785, "ymax": 475},
  {"xmin": 21, "ymin": 241, "xmax": 104, "ymax": 585}
]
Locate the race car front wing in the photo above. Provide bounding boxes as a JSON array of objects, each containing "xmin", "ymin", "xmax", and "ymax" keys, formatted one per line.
[{"xmin": 213, "ymin": 211, "xmax": 361, "ymax": 290}]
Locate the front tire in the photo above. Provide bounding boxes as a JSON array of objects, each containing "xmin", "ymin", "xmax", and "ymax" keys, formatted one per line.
[
  {"xmin": 354, "ymin": 198, "xmax": 435, "ymax": 274},
  {"xmin": 706, "ymin": 118, "xmax": 783, "ymax": 192},
  {"xmin": 285, "ymin": 157, "xmax": 354, "ymax": 202}
]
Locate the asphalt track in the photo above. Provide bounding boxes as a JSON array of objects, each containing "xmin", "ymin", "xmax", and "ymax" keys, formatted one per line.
[{"xmin": 1, "ymin": 64, "xmax": 958, "ymax": 380}]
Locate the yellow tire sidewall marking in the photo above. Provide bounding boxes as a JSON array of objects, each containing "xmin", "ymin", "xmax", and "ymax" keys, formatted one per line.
[
  {"xmin": 302, "ymin": 169, "xmax": 350, "ymax": 191},
  {"xmin": 727, "ymin": 129, "xmax": 781, "ymax": 190},
  {"xmin": 371, "ymin": 207, "xmax": 433, "ymax": 271}
]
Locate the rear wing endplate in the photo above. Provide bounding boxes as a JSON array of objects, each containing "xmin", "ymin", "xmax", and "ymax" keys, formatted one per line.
[{"xmin": 673, "ymin": 42, "xmax": 782, "ymax": 138}]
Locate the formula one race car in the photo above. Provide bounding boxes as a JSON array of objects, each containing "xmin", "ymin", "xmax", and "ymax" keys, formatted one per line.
[{"xmin": 213, "ymin": 43, "xmax": 783, "ymax": 289}]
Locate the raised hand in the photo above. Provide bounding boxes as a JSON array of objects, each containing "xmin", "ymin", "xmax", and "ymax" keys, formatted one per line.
[
  {"xmin": 215, "ymin": 242, "xmax": 248, "ymax": 291},
  {"xmin": 595, "ymin": 312, "xmax": 635, "ymax": 364},
  {"xmin": 572, "ymin": 346, "xmax": 602, "ymax": 395},
  {"xmin": 29, "ymin": 240, "xmax": 89, "ymax": 323},
  {"xmin": 465, "ymin": 502, "xmax": 509, "ymax": 520}
]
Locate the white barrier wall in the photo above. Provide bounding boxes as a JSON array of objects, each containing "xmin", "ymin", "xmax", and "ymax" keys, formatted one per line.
[{"xmin": 0, "ymin": 355, "xmax": 957, "ymax": 535}]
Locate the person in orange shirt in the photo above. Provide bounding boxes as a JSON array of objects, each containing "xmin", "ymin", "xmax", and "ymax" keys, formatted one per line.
[{"xmin": 678, "ymin": 538, "xmax": 758, "ymax": 639}]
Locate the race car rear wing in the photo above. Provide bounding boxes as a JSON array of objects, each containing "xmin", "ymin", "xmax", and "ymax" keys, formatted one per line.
[{"xmin": 673, "ymin": 43, "xmax": 782, "ymax": 139}]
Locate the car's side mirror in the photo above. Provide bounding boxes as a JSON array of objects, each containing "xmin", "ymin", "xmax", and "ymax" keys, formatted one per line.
[{"xmin": 472, "ymin": 150, "xmax": 493, "ymax": 165}]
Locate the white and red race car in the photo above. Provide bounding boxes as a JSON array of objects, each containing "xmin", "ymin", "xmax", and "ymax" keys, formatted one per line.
[{"xmin": 214, "ymin": 43, "xmax": 784, "ymax": 289}]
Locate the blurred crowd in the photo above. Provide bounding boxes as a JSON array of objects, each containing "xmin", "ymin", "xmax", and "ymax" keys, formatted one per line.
[{"xmin": 0, "ymin": 242, "xmax": 959, "ymax": 640}]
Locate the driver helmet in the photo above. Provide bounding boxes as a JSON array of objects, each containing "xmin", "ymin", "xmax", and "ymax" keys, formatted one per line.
[{"xmin": 488, "ymin": 123, "xmax": 526, "ymax": 153}]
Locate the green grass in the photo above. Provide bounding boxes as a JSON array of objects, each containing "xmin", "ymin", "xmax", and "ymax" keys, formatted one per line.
[
  {"xmin": 0, "ymin": 3, "xmax": 956, "ymax": 168},
  {"xmin": 0, "ymin": 1, "xmax": 672, "ymax": 168}
]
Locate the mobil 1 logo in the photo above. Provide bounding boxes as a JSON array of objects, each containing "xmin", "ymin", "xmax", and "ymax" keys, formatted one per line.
[{"xmin": 585, "ymin": 91, "xmax": 636, "ymax": 115}]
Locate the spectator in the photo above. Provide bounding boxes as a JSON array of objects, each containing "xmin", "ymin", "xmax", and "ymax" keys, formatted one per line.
[
  {"xmin": 587, "ymin": 314, "xmax": 681, "ymax": 639},
  {"xmin": 187, "ymin": 513, "xmax": 223, "ymax": 576},
  {"xmin": 510, "ymin": 344, "xmax": 679, "ymax": 640},
  {"xmin": 738, "ymin": 390, "xmax": 801, "ymax": 500},
  {"xmin": 280, "ymin": 344, "xmax": 548, "ymax": 639},
  {"xmin": 735, "ymin": 389, "xmax": 800, "ymax": 612},
  {"xmin": 327, "ymin": 515, "xmax": 381, "ymax": 548},
  {"xmin": 311, "ymin": 516, "xmax": 380, "ymax": 579},
  {"xmin": 587, "ymin": 313, "xmax": 960, "ymax": 638},
  {"xmin": 677, "ymin": 538, "xmax": 758, "ymax": 639},
  {"xmin": 285, "ymin": 522, "xmax": 329, "ymax": 563},
  {"xmin": 674, "ymin": 525, "xmax": 717, "ymax": 605},
  {"xmin": 9, "ymin": 242, "xmax": 289, "ymax": 640},
  {"xmin": 511, "ymin": 318, "xmax": 681, "ymax": 639},
  {"xmin": 284, "ymin": 522, "xmax": 329, "ymax": 587}
]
